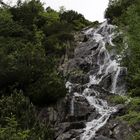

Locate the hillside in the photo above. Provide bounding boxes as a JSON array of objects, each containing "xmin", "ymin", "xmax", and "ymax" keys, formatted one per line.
[{"xmin": 0, "ymin": 0, "xmax": 140, "ymax": 140}]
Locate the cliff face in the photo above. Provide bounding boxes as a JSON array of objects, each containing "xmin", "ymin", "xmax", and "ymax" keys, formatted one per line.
[{"xmin": 44, "ymin": 21, "xmax": 133, "ymax": 140}]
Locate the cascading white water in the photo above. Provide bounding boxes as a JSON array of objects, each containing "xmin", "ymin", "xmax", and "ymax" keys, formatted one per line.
[
  {"xmin": 66, "ymin": 21, "xmax": 126, "ymax": 140},
  {"xmin": 86, "ymin": 21, "xmax": 122, "ymax": 87},
  {"xmin": 111, "ymin": 67, "xmax": 121, "ymax": 93},
  {"xmin": 71, "ymin": 96, "xmax": 75, "ymax": 115},
  {"xmin": 81, "ymin": 87, "xmax": 116, "ymax": 140}
]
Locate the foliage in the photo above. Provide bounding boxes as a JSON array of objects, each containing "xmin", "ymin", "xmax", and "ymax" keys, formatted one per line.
[
  {"xmin": 0, "ymin": 0, "xmax": 82, "ymax": 105},
  {"xmin": 105, "ymin": 0, "xmax": 140, "ymax": 97},
  {"xmin": 0, "ymin": 91, "xmax": 53, "ymax": 140},
  {"xmin": 0, "ymin": 0, "xmax": 92, "ymax": 138},
  {"xmin": 10, "ymin": 0, "xmax": 44, "ymax": 28},
  {"xmin": 128, "ymin": 97, "xmax": 140, "ymax": 111},
  {"xmin": 60, "ymin": 10, "xmax": 91, "ymax": 30},
  {"xmin": 105, "ymin": 0, "xmax": 137, "ymax": 23},
  {"xmin": 105, "ymin": 1, "xmax": 140, "ymax": 136},
  {"xmin": 28, "ymin": 70, "xmax": 67, "ymax": 105},
  {"xmin": 109, "ymin": 95, "xmax": 127, "ymax": 104},
  {"xmin": 60, "ymin": 10, "xmax": 84, "ymax": 23},
  {"xmin": 117, "ymin": 97, "xmax": 140, "ymax": 131},
  {"xmin": 0, "ymin": 116, "xmax": 30, "ymax": 140},
  {"xmin": 120, "ymin": 111, "xmax": 140, "ymax": 125},
  {"xmin": 132, "ymin": 131, "xmax": 140, "ymax": 140}
]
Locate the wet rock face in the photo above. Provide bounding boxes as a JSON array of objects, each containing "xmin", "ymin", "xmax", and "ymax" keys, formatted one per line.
[
  {"xmin": 93, "ymin": 135, "xmax": 114, "ymax": 140},
  {"xmin": 45, "ymin": 21, "xmax": 129, "ymax": 140},
  {"xmin": 56, "ymin": 129, "xmax": 84, "ymax": 140},
  {"xmin": 65, "ymin": 94, "xmax": 96, "ymax": 122},
  {"xmin": 38, "ymin": 98, "xmax": 67, "ymax": 124},
  {"xmin": 55, "ymin": 122, "xmax": 85, "ymax": 139},
  {"xmin": 96, "ymin": 119, "xmax": 133, "ymax": 140},
  {"xmin": 68, "ymin": 72, "xmax": 89, "ymax": 84},
  {"xmin": 116, "ymin": 67, "xmax": 127, "ymax": 94},
  {"xmin": 72, "ymin": 96, "xmax": 93, "ymax": 117},
  {"xmin": 99, "ymin": 73, "xmax": 112, "ymax": 91},
  {"xmin": 74, "ymin": 40, "xmax": 98, "ymax": 58}
]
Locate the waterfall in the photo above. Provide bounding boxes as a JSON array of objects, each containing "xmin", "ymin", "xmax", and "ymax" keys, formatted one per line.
[
  {"xmin": 71, "ymin": 96, "xmax": 75, "ymax": 115},
  {"xmin": 65, "ymin": 21, "xmax": 126, "ymax": 140},
  {"xmin": 81, "ymin": 88, "xmax": 116, "ymax": 140},
  {"xmin": 111, "ymin": 67, "xmax": 121, "ymax": 93}
]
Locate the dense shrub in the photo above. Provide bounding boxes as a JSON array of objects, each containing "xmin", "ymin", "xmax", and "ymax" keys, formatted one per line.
[
  {"xmin": 0, "ymin": 91, "xmax": 53, "ymax": 140},
  {"xmin": 28, "ymin": 71, "xmax": 67, "ymax": 106}
]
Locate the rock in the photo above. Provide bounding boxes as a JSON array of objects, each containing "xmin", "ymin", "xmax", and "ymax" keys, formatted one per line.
[
  {"xmin": 116, "ymin": 67, "xmax": 127, "ymax": 94},
  {"xmin": 89, "ymin": 85, "xmax": 111, "ymax": 99},
  {"xmin": 38, "ymin": 107, "xmax": 58, "ymax": 124},
  {"xmin": 70, "ymin": 129, "xmax": 84, "ymax": 139},
  {"xmin": 96, "ymin": 119, "xmax": 133, "ymax": 140},
  {"xmin": 66, "ymin": 58, "xmax": 85, "ymax": 72},
  {"xmin": 69, "ymin": 73, "xmax": 89, "ymax": 84},
  {"xmin": 55, "ymin": 122, "xmax": 71, "ymax": 138},
  {"xmin": 74, "ymin": 32, "xmax": 85, "ymax": 42},
  {"xmin": 93, "ymin": 135, "xmax": 115, "ymax": 140},
  {"xmin": 112, "ymin": 104, "xmax": 126, "ymax": 116},
  {"xmin": 74, "ymin": 40, "xmax": 98, "ymax": 58},
  {"xmin": 66, "ymin": 95, "xmax": 95, "ymax": 121},
  {"xmin": 74, "ymin": 98, "xmax": 93, "ymax": 117},
  {"xmin": 131, "ymin": 123, "xmax": 140, "ymax": 131},
  {"xmin": 71, "ymin": 84, "xmax": 87, "ymax": 93},
  {"xmin": 69, "ymin": 122, "xmax": 86, "ymax": 129},
  {"xmin": 38, "ymin": 98, "xmax": 68, "ymax": 126},
  {"xmin": 83, "ymin": 35, "xmax": 89, "ymax": 42},
  {"xmin": 113, "ymin": 121, "xmax": 133, "ymax": 140},
  {"xmin": 56, "ymin": 129, "xmax": 84, "ymax": 140},
  {"xmin": 99, "ymin": 73, "xmax": 112, "ymax": 91},
  {"xmin": 55, "ymin": 121, "xmax": 85, "ymax": 138},
  {"xmin": 56, "ymin": 132, "xmax": 72, "ymax": 140},
  {"xmin": 87, "ymin": 111, "xmax": 100, "ymax": 121}
]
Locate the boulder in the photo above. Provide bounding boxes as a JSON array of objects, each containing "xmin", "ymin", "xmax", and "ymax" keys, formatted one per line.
[{"xmin": 96, "ymin": 119, "xmax": 133, "ymax": 140}]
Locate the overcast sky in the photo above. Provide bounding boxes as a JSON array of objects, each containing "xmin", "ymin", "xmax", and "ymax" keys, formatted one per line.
[{"xmin": 3, "ymin": 0, "xmax": 109, "ymax": 22}]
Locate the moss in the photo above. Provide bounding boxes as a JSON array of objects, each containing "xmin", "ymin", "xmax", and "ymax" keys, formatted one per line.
[
  {"xmin": 109, "ymin": 95, "xmax": 127, "ymax": 104},
  {"xmin": 129, "ymin": 97, "xmax": 140, "ymax": 111},
  {"xmin": 131, "ymin": 88, "xmax": 140, "ymax": 97},
  {"xmin": 116, "ymin": 96, "xmax": 140, "ymax": 126},
  {"xmin": 119, "ymin": 111, "xmax": 140, "ymax": 125}
]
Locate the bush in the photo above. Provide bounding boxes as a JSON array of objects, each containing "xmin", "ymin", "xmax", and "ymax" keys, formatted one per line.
[
  {"xmin": 28, "ymin": 71, "xmax": 67, "ymax": 106},
  {"xmin": 128, "ymin": 97, "xmax": 140, "ymax": 111},
  {"xmin": 105, "ymin": 0, "xmax": 137, "ymax": 23},
  {"xmin": 131, "ymin": 88, "xmax": 140, "ymax": 97},
  {"xmin": 57, "ymin": 32, "xmax": 74, "ymax": 42},
  {"xmin": 120, "ymin": 111, "xmax": 140, "ymax": 125},
  {"xmin": 60, "ymin": 10, "xmax": 85, "ymax": 23},
  {"xmin": 109, "ymin": 95, "xmax": 127, "ymax": 104},
  {"xmin": 0, "ymin": 91, "xmax": 54, "ymax": 140}
]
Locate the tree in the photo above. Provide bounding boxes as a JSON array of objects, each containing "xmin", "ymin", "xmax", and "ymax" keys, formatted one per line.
[{"xmin": 59, "ymin": 6, "xmax": 66, "ymax": 14}]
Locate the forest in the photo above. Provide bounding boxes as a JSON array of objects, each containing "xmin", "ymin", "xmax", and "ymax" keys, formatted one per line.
[{"xmin": 0, "ymin": 0, "xmax": 91, "ymax": 139}]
